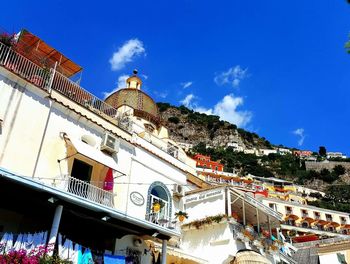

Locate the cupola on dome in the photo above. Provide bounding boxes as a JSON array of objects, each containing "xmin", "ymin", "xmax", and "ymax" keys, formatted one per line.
[{"xmin": 104, "ymin": 70, "xmax": 160, "ymax": 125}]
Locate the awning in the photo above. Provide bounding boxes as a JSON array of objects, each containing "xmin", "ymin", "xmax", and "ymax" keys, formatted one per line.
[
  {"xmin": 327, "ymin": 221, "xmax": 340, "ymax": 228},
  {"xmin": 151, "ymin": 241, "xmax": 208, "ymax": 264},
  {"xmin": 66, "ymin": 135, "xmax": 122, "ymax": 173},
  {"xmin": 316, "ymin": 220, "xmax": 329, "ymax": 226},
  {"xmin": 15, "ymin": 29, "xmax": 82, "ymax": 77},
  {"xmin": 342, "ymin": 224, "xmax": 350, "ymax": 229},
  {"xmin": 285, "ymin": 214, "xmax": 299, "ymax": 221},
  {"xmin": 302, "ymin": 217, "xmax": 315, "ymax": 224}
]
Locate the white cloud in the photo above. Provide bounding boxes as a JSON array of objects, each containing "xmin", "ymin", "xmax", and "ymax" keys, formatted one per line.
[
  {"xmin": 109, "ymin": 39, "xmax": 145, "ymax": 71},
  {"xmin": 181, "ymin": 93, "xmax": 252, "ymax": 127},
  {"xmin": 180, "ymin": 94, "xmax": 196, "ymax": 108},
  {"xmin": 154, "ymin": 90, "xmax": 168, "ymax": 99},
  {"xmin": 181, "ymin": 81, "xmax": 193, "ymax": 89},
  {"xmin": 214, "ymin": 65, "xmax": 248, "ymax": 87},
  {"xmin": 102, "ymin": 74, "xmax": 128, "ymax": 98},
  {"xmin": 293, "ymin": 128, "xmax": 306, "ymax": 146}
]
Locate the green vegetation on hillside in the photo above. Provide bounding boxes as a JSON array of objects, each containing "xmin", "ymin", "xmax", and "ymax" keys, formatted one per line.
[
  {"xmin": 157, "ymin": 102, "xmax": 271, "ymax": 147},
  {"xmin": 309, "ymin": 184, "xmax": 350, "ymax": 213},
  {"xmin": 191, "ymin": 142, "xmax": 345, "ymax": 184}
]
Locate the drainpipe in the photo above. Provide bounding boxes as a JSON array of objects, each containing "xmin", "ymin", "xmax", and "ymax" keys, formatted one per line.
[
  {"xmin": 161, "ymin": 239, "xmax": 167, "ymax": 264},
  {"xmin": 47, "ymin": 204, "xmax": 63, "ymax": 256}
]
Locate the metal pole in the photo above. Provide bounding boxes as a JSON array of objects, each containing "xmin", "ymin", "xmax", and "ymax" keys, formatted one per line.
[
  {"xmin": 242, "ymin": 197, "xmax": 246, "ymax": 226},
  {"xmin": 256, "ymin": 208, "xmax": 260, "ymax": 234},
  {"xmin": 161, "ymin": 239, "xmax": 167, "ymax": 264},
  {"xmin": 267, "ymin": 215, "xmax": 272, "ymax": 239},
  {"xmin": 47, "ymin": 204, "xmax": 63, "ymax": 255}
]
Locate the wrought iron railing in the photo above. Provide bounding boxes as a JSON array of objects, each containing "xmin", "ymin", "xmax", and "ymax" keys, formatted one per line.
[
  {"xmin": 145, "ymin": 212, "xmax": 179, "ymax": 231},
  {"xmin": 0, "ymin": 42, "xmax": 189, "ymax": 164},
  {"xmin": 60, "ymin": 175, "xmax": 114, "ymax": 208}
]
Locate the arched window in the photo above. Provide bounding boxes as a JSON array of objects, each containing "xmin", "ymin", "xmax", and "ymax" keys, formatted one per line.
[{"xmin": 146, "ymin": 182, "xmax": 172, "ymax": 223}]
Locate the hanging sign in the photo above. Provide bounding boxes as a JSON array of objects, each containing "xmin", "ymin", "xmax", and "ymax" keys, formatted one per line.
[{"xmin": 130, "ymin": 191, "xmax": 145, "ymax": 206}]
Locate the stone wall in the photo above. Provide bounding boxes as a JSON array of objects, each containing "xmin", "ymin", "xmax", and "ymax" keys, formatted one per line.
[{"xmin": 305, "ymin": 161, "xmax": 350, "ymax": 172}]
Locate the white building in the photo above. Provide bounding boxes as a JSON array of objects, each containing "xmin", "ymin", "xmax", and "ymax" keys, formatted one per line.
[{"xmin": 0, "ymin": 31, "xmax": 203, "ymax": 263}]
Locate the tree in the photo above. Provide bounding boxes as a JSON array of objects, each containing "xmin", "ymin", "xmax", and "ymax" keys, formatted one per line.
[
  {"xmin": 319, "ymin": 146, "xmax": 327, "ymax": 157},
  {"xmin": 333, "ymin": 165, "xmax": 346, "ymax": 176}
]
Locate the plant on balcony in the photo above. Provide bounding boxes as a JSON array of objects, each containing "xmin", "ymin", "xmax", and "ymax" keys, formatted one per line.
[
  {"xmin": 152, "ymin": 200, "xmax": 165, "ymax": 213},
  {"xmin": 0, "ymin": 33, "xmax": 16, "ymax": 47},
  {"xmin": 182, "ymin": 214, "xmax": 228, "ymax": 229},
  {"xmin": 288, "ymin": 229, "xmax": 297, "ymax": 237},
  {"xmin": 175, "ymin": 211, "xmax": 188, "ymax": 222}
]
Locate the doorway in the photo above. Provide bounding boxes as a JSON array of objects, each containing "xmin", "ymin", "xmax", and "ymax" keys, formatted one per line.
[{"xmin": 69, "ymin": 159, "xmax": 93, "ymax": 198}]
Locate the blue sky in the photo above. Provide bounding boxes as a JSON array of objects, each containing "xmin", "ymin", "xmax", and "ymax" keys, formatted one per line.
[{"xmin": 2, "ymin": 1, "xmax": 350, "ymax": 154}]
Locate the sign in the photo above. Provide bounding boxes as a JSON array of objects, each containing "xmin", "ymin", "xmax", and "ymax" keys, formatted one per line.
[
  {"xmin": 130, "ymin": 191, "xmax": 145, "ymax": 206},
  {"xmin": 185, "ymin": 189, "xmax": 223, "ymax": 204}
]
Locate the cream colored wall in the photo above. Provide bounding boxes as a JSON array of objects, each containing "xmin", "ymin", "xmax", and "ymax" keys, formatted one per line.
[
  {"xmin": 262, "ymin": 199, "xmax": 350, "ymax": 224},
  {"xmin": 181, "ymin": 223, "xmax": 245, "ymax": 264},
  {"xmin": 118, "ymin": 146, "xmax": 186, "ymax": 220},
  {"xmin": 184, "ymin": 188, "xmax": 226, "ymax": 223},
  {"xmin": 114, "ymin": 235, "xmax": 151, "ymax": 264}
]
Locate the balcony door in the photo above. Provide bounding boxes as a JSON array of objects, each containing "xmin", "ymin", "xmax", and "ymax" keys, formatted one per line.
[
  {"xmin": 146, "ymin": 182, "xmax": 172, "ymax": 224},
  {"xmin": 69, "ymin": 159, "xmax": 92, "ymax": 198},
  {"xmin": 71, "ymin": 159, "xmax": 92, "ymax": 182}
]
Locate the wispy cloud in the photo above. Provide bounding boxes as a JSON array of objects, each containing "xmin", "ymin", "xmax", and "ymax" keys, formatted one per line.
[
  {"xmin": 180, "ymin": 93, "xmax": 252, "ymax": 127},
  {"xmin": 293, "ymin": 128, "xmax": 306, "ymax": 146},
  {"xmin": 180, "ymin": 94, "xmax": 195, "ymax": 108},
  {"xmin": 181, "ymin": 81, "xmax": 193, "ymax": 89},
  {"xmin": 109, "ymin": 39, "xmax": 145, "ymax": 71},
  {"xmin": 102, "ymin": 74, "xmax": 128, "ymax": 98},
  {"xmin": 214, "ymin": 65, "xmax": 248, "ymax": 87},
  {"xmin": 153, "ymin": 90, "xmax": 168, "ymax": 99}
]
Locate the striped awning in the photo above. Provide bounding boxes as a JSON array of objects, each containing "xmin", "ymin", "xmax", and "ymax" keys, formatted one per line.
[
  {"xmin": 285, "ymin": 214, "xmax": 299, "ymax": 221},
  {"xmin": 327, "ymin": 221, "xmax": 340, "ymax": 228},
  {"xmin": 302, "ymin": 217, "xmax": 315, "ymax": 223}
]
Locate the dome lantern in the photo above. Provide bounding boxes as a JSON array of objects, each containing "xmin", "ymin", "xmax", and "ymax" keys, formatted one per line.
[{"xmin": 126, "ymin": 69, "xmax": 142, "ymax": 90}]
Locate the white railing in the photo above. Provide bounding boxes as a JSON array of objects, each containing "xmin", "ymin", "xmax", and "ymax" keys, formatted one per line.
[
  {"xmin": 60, "ymin": 175, "xmax": 114, "ymax": 208},
  {"xmin": 0, "ymin": 42, "xmax": 51, "ymax": 91},
  {"xmin": 145, "ymin": 212, "xmax": 180, "ymax": 232},
  {"xmin": 243, "ymin": 193, "xmax": 283, "ymax": 220},
  {"xmin": 0, "ymin": 42, "xmax": 189, "ymax": 164}
]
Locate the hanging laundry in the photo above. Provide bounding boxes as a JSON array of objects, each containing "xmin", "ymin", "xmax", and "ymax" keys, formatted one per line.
[
  {"xmin": 104, "ymin": 254, "xmax": 125, "ymax": 264},
  {"xmin": 71, "ymin": 243, "xmax": 81, "ymax": 264},
  {"xmin": 2, "ymin": 233, "xmax": 13, "ymax": 253},
  {"xmin": 25, "ymin": 233, "xmax": 35, "ymax": 252},
  {"xmin": 80, "ymin": 248, "xmax": 93, "ymax": 264},
  {"xmin": 13, "ymin": 233, "xmax": 24, "ymax": 251}
]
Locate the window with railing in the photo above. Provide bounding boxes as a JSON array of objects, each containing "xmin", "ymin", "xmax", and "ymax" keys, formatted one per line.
[
  {"xmin": 326, "ymin": 214, "xmax": 333, "ymax": 222},
  {"xmin": 285, "ymin": 206, "xmax": 293, "ymax": 214},
  {"xmin": 314, "ymin": 212, "xmax": 321, "ymax": 220}
]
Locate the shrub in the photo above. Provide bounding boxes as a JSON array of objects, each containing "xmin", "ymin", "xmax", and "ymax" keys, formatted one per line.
[{"xmin": 168, "ymin": 116, "xmax": 180, "ymax": 124}]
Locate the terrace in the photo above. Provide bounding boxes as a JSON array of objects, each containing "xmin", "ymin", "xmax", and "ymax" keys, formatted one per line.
[
  {"xmin": 0, "ymin": 31, "xmax": 189, "ymax": 168},
  {"xmin": 0, "ymin": 31, "xmax": 183, "ymax": 234}
]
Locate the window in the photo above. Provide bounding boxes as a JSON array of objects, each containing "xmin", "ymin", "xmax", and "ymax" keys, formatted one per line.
[
  {"xmin": 146, "ymin": 182, "xmax": 172, "ymax": 224},
  {"xmin": 269, "ymin": 203, "xmax": 276, "ymax": 210}
]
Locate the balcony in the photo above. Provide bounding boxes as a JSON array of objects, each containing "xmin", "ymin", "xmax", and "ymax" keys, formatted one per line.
[
  {"xmin": 145, "ymin": 212, "xmax": 180, "ymax": 232},
  {"xmin": 0, "ymin": 42, "xmax": 189, "ymax": 166},
  {"xmin": 52, "ymin": 175, "xmax": 115, "ymax": 208}
]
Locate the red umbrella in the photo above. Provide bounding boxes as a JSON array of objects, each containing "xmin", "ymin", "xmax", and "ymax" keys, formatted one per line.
[{"xmin": 103, "ymin": 168, "xmax": 114, "ymax": 191}]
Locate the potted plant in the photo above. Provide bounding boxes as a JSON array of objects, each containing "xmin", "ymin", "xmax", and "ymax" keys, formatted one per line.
[
  {"xmin": 175, "ymin": 211, "xmax": 188, "ymax": 222},
  {"xmin": 0, "ymin": 32, "xmax": 16, "ymax": 47},
  {"xmin": 152, "ymin": 200, "xmax": 164, "ymax": 213}
]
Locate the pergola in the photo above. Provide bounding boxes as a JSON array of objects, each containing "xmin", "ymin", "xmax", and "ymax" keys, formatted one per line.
[{"xmin": 14, "ymin": 29, "xmax": 82, "ymax": 78}]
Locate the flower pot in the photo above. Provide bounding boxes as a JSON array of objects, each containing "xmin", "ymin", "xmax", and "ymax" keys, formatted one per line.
[
  {"xmin": 153, "ymin": 203, "xmax": 161, "ymax": 213},
  {"xmin": 178, "ymin": 215, "xmax": 185, "ymax": 222}
]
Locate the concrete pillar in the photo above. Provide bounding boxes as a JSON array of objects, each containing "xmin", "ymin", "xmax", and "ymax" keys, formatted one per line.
[
  {"xmin": 47, "ymin": 204, "xmax": 63, "ymax": 255},
  {"xmin": 161, "ymin": 239, "xmax": 167, "ymax": 264}
]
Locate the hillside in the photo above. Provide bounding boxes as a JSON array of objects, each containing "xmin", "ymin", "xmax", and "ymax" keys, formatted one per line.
[{"xmin": 157, "ymin": 103, "xmax": 273, "ymax": 150}]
